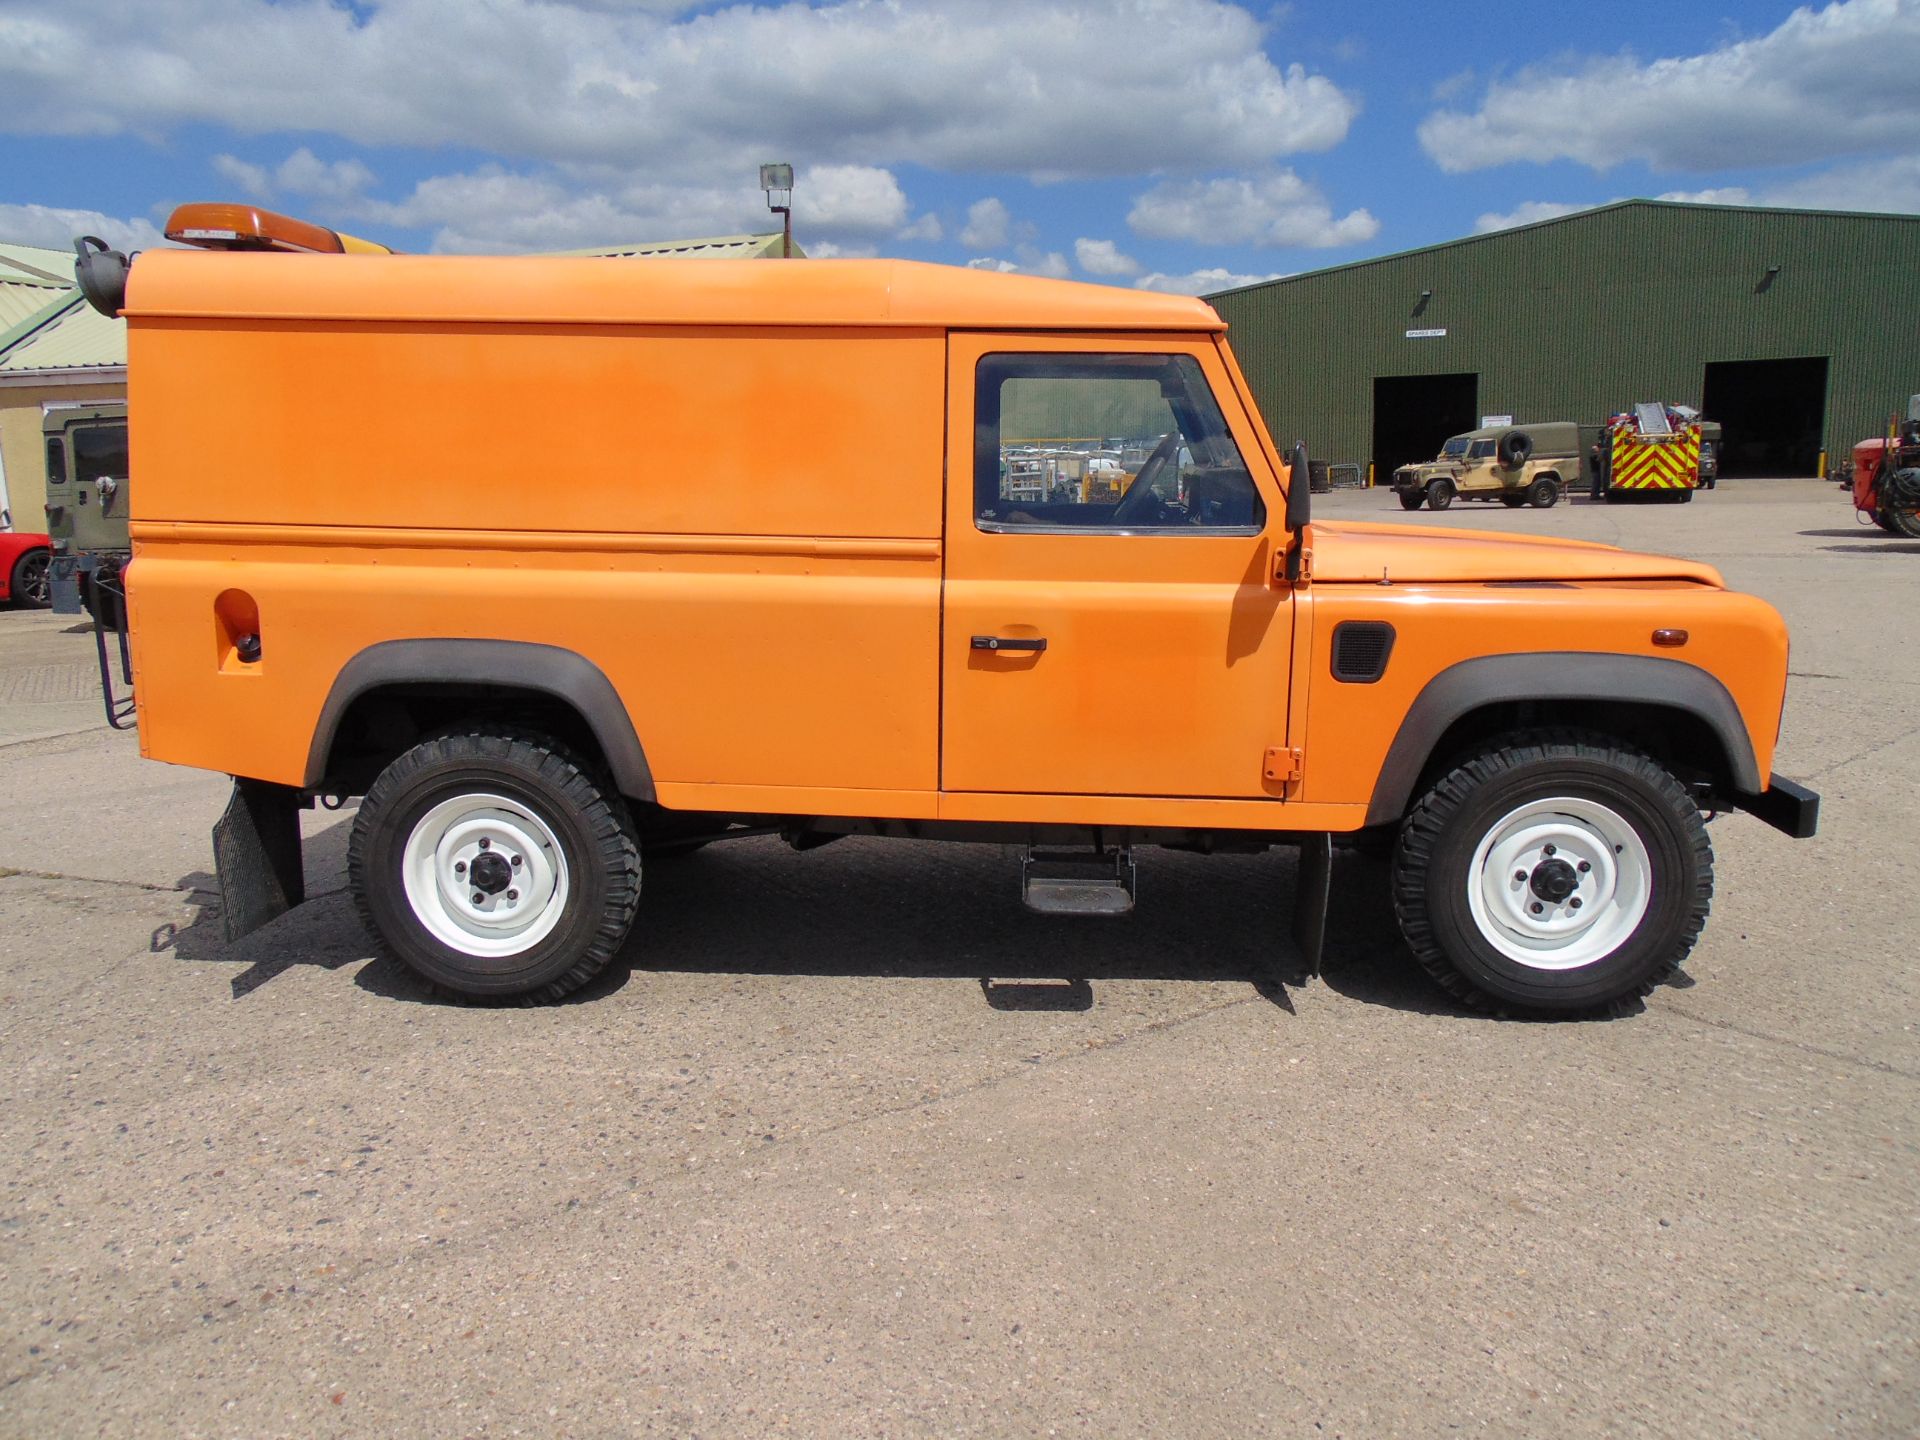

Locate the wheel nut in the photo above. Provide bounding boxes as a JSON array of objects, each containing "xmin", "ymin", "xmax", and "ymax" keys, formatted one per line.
[
  {"xmin": 1514, "ymin": 870, "xmax": 1528, "ymax": 883},
  {"xmin": 1530, "ymin": 901, "xmax": 1543, "ymax": 915},
  {"xmin": 1577, "ymin": 860, "xmax": 1590, "ymax": 874},
  {"xmin": 454, "ymin": 860, "xmax": 467, "ymax": 875},
  {"xmin": 472, "ymin": 891, "xmax": 485, "ymax": 905},
  {"xmin": 478, "ymin": 837, "xmax": 490, "ymax": 850},
  {"xmin": 510, "ymin": 854, "xmax": 522, "ymax": 869},
  {"xmin": 1569, "ymin": 898, "xmax": 1583, "ymax": 910},
  {"xmin": 1542, "ymin": 843, "xmax": 1556, "ymax": 857},
  {"xmin": 506, "ymin": 889, "xmax": 518, "ymax": 902}
]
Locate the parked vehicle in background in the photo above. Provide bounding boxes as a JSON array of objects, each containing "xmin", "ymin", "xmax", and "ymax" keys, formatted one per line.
[
  {"xmin": 1607, "ymin": 403, "xmax": 1706, "ymax": 503},
  {"xmin": 1392, "ymin": 421, "xmax": 1577, "ymax": 511},
  {"xmin": 1850, "ymin": 397, "xmax": 1920, "ymax": 538},
  {"xmin": 71, "ymin": 204, "xmax": 1820, "ymax": 1018},
  {"xmin": 0, "ymin": 530, "xmax": 52, "ymax": 607},
  {"xmin": 42, "ymin": 402, "xmax": 130, "ymax": 621}
]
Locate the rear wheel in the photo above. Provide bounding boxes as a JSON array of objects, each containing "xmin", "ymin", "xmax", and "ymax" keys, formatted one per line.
[
  {"xmin": 1392, "ymin": 731, "xmax": 1711, "ymax": 1015},
  {"xmin": 1884, "ymin": 470, "xmax": 1920, "ymax": 537},
  {"xmin": 349, "ymin": 728, "xmax": 640, "ymax": 1002},
  {"xmin": 8, "ymin": 549, "xmax": 50, "ymax": 608},
  {"xmin": 1525, "ymin": 476, "xmax": 1560, "ymax": 509},
  {"xmin": 1426, "ymin": 478, "xmax": 1456, "ymax": 511}
]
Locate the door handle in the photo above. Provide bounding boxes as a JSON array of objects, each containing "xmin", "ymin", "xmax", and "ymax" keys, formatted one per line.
[{"xmin": 971, "ymin": 635, "xmax": 1047, "ymax": 652}]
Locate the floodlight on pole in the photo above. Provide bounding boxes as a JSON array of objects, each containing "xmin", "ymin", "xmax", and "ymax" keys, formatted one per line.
[{"xmin": 761, "ymin": 163, "xmax": 794, "ymax": 259}]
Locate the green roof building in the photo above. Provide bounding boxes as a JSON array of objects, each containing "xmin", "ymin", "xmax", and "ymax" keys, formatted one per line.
[{"xmin": 1208, "ymin": 199, "xmax": 1920, "ymax": 482}]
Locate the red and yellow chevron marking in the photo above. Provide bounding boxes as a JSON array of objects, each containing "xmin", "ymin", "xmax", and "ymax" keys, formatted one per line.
[{"xmin": 1611, "ymin": 427, "xmax": 1701, "ymax": 491}]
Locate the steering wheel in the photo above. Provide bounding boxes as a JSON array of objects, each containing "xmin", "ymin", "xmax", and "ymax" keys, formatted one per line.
[{"xmin": 1112, "ymin": 432, "xmax": 1180, "ymax": 526}]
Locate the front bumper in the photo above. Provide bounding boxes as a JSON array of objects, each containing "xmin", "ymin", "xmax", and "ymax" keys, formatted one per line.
[{"xmin": 1732, "ymin": 773, "xmax": 1820, "ymax": 839}]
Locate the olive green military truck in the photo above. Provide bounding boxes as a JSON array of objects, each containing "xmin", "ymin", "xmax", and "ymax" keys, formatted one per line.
[{"xmin": 42, "ymin": 401, "xmax": 130, "ymax": 621}]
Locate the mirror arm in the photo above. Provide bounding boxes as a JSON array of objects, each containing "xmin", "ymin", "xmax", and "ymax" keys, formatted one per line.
[{"xmin": 1284, "ymin": 441, "xmax": 1311, "ymax": 583}]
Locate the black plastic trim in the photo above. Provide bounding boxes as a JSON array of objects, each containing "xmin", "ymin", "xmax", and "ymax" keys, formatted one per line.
[
  {"xmin": 1364, "ymin": 652, "xmax": 1761, "ymax": 825},
  {"xmin": 1330, "ymin": 620, "xmax": 1395, "ymax": 683},
  {"xmin": 1732, "ymin": 773, "xmax": 1820, "ymax": 839},
  {"xmin": 304, "ymin": 639, "xmax": 654, "ymax": 799}
]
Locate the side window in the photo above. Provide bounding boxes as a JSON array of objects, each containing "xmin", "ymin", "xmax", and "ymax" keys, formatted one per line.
[
  {"xmin": 44, "ymin": 436, "xmax": 66, "ymax": 488},
  {"xmin": 975, "ymin": 353, "xmax": 1264, "ymax": 533},
  {"xmin": 1468, "ymin": 439, "xmax": 1496, "ymax": 460}
]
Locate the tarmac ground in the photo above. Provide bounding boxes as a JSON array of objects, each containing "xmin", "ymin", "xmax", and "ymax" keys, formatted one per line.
[{"xmin": 0, "ymin": 478, "xmax": 1913, "ymax": 1438}]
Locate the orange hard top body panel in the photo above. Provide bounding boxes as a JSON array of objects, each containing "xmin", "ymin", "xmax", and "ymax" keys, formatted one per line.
[{"xmin": 124, "ymin": 251, "xmax": 1226, "ymax": 332}]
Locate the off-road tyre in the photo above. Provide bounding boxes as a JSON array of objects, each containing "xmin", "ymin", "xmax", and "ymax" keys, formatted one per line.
[
  {"xmin": 1391, "ymin": 730, "xmax": 1712, "ymax": 1016},
  {"xmin": 1526, "ymin": 476, "xmax": 1560, "ymax": 509},
  {"xmin": 1427, "ymin": 478, "xmax": 1456, "ymax": 511},
  {"xmin": 8, "ymin": 548, "xmax": 50, "ymax": 608},
  {"xmin": 1398, "ymin": 491, "xmax": 1425, "ymax": 511},
  {"xmin": 1884, "ymin": 471, "xmax": 1920, "ymax": 537},
  {"xmin": 1500, "ymin": 494, "xmax": 1527, "ymax": 508},
  {"xmin": 349, "ymin": 727, "xmax": 640, "ymax": 1003}
]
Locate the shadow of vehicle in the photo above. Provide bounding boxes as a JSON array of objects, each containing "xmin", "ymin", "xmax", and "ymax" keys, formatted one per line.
[{"xmin": 152, "ymin": 834, "xmax": 1654, "ymax": 1020}]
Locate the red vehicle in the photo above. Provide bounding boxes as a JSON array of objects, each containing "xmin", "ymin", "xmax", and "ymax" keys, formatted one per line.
[
  {"xmin": 0, "ymin": 532, "xmax": 52, "ymax": 608},
  {"xmin": 1853, "ymin": 425, "xmax": 1920, "ymax": 537}
]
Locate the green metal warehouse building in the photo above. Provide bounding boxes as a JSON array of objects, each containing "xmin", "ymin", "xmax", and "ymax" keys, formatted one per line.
[{"xmin": 1208, "ymin": 199, "xmax": 1920, "ymax": 484}]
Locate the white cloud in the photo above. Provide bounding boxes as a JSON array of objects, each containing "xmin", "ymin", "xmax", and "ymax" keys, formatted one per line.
[
  {"xmin": 1473, "ymin": 200, "xmax": 1593, "ymax": 233},
  {"xmin": 274, "ymin": 147, "xmax": 376, "ymax": 204},
  {"xmin": 1128, "ymin": 170, "xmax": 1379, "ymax": 248},
  {"xmin": 0, "ymin": 202, "xmax": 167, "ymax": 254},
  {"xmin": 1134, "ymin": 267, "xmax": 1285, "ymax": 296},
  {"xmin": 345, "ymin": 166, "xmax": 766, "ymax": 252},
  {"xmin": 964, "ymin": 247, "xmax": 1069, "ymax": 280},
  {"xmin": 0, "ymin": 0, "xmax": 1356, "ymax": 181},
  {"xmin": 1419, "ymin": 0, "xmax": 1920, "ymax": 174},
  {"xmin": 806, "ymin": 241, "xmax": 879, "ymax": 259},
  {"xmin": 960, "ymin": 197, "xmax": 1010, "ymax": 250},
  {"xmin": 211, "ymin": 154, "xmax": 271, "ymax": 199},
  {"xmin": 798, "ymin": 164, "xmax": 908, "ymax": 234},
  {"xmin": 896, "ymin": 212, "xmax": 942, "ymax": 242},
  {"xmin": 1074, "ymin": 237, "xmax": 1141, "ymax": 276}
]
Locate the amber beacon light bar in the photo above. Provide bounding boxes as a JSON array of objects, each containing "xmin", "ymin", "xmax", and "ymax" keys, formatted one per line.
[{"xmin": 162, "ymin": 203, "xmax": 394, "ymax": 255}]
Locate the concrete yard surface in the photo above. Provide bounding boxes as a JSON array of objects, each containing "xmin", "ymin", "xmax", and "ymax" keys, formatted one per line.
[{"xmin": 0, "ymin": 479, "xmax": 1914, "ymax": 1438}]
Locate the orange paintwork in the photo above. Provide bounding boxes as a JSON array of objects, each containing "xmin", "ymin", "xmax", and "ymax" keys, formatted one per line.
[{"xmin": 122, "ymin": 251, "xmax": 1793, "ymax": 832}]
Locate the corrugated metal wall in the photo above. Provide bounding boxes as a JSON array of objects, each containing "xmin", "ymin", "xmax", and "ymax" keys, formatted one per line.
[{"xmin": 1211, "ymin": 201, "xmax": 1920, "ymax": 476}]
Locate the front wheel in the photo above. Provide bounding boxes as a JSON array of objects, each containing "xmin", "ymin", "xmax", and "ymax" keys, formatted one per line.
[
  {"xmin": 1398, "ymin": 491, "xmax": 1425, "ymax": 511},
  {"xmin": 349, "ymin": 728, "xmax": 640, "ymax": 1001},
  {"xmin": 1392, "ymin": 732, "xmax": 1712, "ymax": 1015},
  {"xmin": 1427, "ymin": 478, "xmax": 1456, "ymax": 511},
  {"xmin": 8, "ymin": 549, "xmax": 50, "ymax": 608}
]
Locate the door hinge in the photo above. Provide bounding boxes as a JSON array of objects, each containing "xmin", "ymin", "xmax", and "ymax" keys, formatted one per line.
[{"xmin": 1263, "ymin": 746, "xmax": 1303, "ymax": 786}]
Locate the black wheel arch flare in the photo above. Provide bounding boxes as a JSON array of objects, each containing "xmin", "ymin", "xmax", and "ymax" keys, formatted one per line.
[
  {"xmin": 304, "ymin": 639, "xmax": 655, "ymax": 800},
  {"xmin": 1364, "ymin": 652, "xmax": 1761, "ymax": 826}
]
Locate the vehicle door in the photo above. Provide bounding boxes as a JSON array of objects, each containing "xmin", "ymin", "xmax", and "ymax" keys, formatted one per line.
[
  {"xmin": 1461, "ymin": 436, "xmax": 1499, "ymax": 493},
  {"xmin": 941, "ymin": 333, "xmax": 1296, "ymax": 799}
]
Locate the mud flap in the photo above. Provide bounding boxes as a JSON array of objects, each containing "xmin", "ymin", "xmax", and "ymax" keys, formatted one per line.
[
  {"xmin": 1291, "ymin": 832, "xmax": 1332, "ymax": 977},
  {"xmin": 212, "ymin": 779, "xmax": 305, "ymax": 943}
]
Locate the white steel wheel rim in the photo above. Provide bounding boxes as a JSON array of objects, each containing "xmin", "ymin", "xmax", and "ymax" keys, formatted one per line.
[
  {"xmin": 401, "ymin": 793, "xmax": 570, "ymax": 959},
  {"xmin": 1465, "ymin": 796, "xmax": 1651, "ymax": 971}
]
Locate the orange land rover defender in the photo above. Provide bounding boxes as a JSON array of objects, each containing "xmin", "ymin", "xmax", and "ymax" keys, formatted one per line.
[{"xmin": 74, "ymin": 207, "xmax": 1819, "ymax": 1015}]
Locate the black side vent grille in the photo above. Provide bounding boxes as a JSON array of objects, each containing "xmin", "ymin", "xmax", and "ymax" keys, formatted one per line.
[{"xmin": 1331, "ymin": 621, "xmax": 1395, "ymax": 683}]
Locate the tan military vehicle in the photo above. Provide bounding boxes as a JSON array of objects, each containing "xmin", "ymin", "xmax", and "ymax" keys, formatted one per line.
[{"xmin": 1392, "ymin": 421, "xmax": 1579, "ymax": 511}]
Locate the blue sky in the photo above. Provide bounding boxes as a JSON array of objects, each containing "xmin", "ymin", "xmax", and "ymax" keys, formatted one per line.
[{"xmin": 3, "ymin": 0, "xmax": 1917, "ymax": 292}]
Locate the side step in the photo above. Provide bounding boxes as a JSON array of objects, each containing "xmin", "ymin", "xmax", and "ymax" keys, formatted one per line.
[{"xmin": 1022, "ymin": 846, "xmax": 1136, "ymax": 916}]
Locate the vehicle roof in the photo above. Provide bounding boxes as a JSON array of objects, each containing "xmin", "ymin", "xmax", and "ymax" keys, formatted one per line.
[
  {"xmin": 1450, "ymin": 420, "xmax": 1579, "ymax": 443},
  {"xmin": 124, "ymin": 253, "xmax": 1226, "ymax": 333}
]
